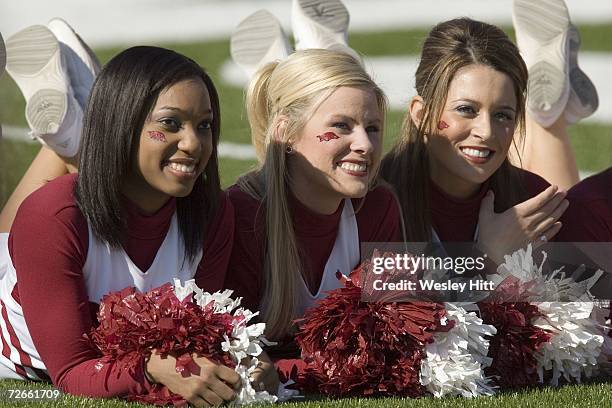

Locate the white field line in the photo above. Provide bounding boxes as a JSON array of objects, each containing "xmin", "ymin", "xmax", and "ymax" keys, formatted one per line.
[
  {"xmin": 1, "ymin": 125, "xmax": 258, "ymax": 160},
  {"xmin": 223, "ymin": 53, "xmax": 612, "ymax": 123},
  {"xmin": 0, "ymin": 124, "xmax": 596, "ymax": 179}
]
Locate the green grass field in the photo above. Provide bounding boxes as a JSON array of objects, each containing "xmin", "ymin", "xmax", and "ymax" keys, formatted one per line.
[
  {"xmin": 0, "ymin": 25, "xmax": 611, "ymax": 406},
  {"xmin": 0, "ymin": 377, "xmax": 609, "ymax": 408}
]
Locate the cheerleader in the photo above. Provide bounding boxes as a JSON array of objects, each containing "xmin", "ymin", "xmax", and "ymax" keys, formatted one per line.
[
  {"xmin": 223, "ymin": 49, "xmax": 401, "ymax": 343},
  {"xmin": 379, "ymin": 17, "xmax": 569, "ymax": 262},
  {"xmin": 0, "ymin": 41, "xmax": 254, "ymax": 405}
]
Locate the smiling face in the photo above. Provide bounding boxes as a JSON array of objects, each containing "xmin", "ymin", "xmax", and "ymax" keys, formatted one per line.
[
  {"xmin": 422, "ymin": 64, "xmax": 517, "ymax": 198},
  {"xmin": 287, "ymin": 85, "xmax": 383, "ymax": 214},
  {"xmin": 121, "ymin": 78, "xmax": 214, "ymax": 213}
]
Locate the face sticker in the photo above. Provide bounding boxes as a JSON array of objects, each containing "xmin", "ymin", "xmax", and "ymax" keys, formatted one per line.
[
  {"xmin": 316, "ymin": 131, "xmax": 340, "ymax": 142},
  {"xmin": 147, "ymin": 131, "xmax": 167, "ymax": 143},
  {"xmin": 437, "ymin": 120, "xmax": 450, "ymax": 130}
]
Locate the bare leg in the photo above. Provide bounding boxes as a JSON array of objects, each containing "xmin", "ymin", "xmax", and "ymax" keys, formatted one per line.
[
  {"xmin": 0, "ymin": 147, "xmax": 76, "ymax": 232},
  {"xmin": 509, "ymin": 114, "xmax": 579, "ymax": 191}
]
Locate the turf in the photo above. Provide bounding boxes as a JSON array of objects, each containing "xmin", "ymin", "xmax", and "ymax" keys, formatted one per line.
[{"xmin": 0, "ymin": 377, "xmax": 609, "ymax": 407}]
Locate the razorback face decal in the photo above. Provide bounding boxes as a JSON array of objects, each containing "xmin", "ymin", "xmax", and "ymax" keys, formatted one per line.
[
  {"xmin": 437, "ymin": 120, "xmax": 450, "ymax": 130},
  {"xmin": 316, "ymin": 132, "xmax": 340, "ymax": 142},
  {"xmin": 147, "ymin": 131, "xmax": 167, "ymax": 143}
]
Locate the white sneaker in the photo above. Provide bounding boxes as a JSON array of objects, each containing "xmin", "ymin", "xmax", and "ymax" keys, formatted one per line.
[
  {"xmin": 32, "ymin": 92, "xmax": 83, "ymax": 158},
  {"xmin": 6, "ymin": 25, "xmax": 82, "ymax": 157},
  {"xmin": 291, "ymin": 0, "xmax": 360, "ymax": 61},
  {"xmin": 230, "ymin": 10, "xmax": 292, "ymax": 79},
  {"xmin": 48, "ymin": 18, "xmax": 100, "ymax": 111},
  {"xmin": 513, "ymin": 0, "xmax": 571, "ymax": 128},
  {"xmin": 564, "ymin": 24, "xmax": 598, "ymax": 124}
]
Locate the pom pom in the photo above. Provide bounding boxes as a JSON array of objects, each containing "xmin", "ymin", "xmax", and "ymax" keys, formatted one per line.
[
  {"xmin": 88, "ymin": 280, "xmax": 276, "ymax": 405},
  {"xmin": 488, "ymin": 245, "xmax": 607, "ymax": 386},
  {"xmin": 591, "ymin": 301, "xmax": 612, "ymax": 374},
  {"xmin": 491, "ymin": 244, "xmax": 604, "ymax": 302},
  {"xmin": 534, "ymin": 302, "xmax": 604, "ymax": 385},
  {"xmin": 478, "ymin": 301, "xmax": 551, "ymax": 389},
  {"xmin": 295, "ymin": 253, "xmax": 447, "ymax": 397},
  {"xmin": 420, "ymin": 303, "xmax": 497, "ymax": 397}
]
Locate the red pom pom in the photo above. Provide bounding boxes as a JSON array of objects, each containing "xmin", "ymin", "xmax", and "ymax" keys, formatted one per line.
[
  {"xmin": 478, "ymin": 301, "xmax": 551, "ymax": 389},
  {"xmin": 295, "ymin": 252, "xmax": 448, "ymax": 397},
  {"xmin": 87, "ymin": 283, "xmax": 236, "ymax": 405}
]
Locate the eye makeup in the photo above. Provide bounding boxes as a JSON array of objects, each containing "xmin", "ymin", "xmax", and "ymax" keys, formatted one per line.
[
  {"xmin": 316, "ymin": 132, "xmax": 340, "ymax": 142},
  {"xmin": 147, "ymin": 131, "xmax": 167, "ymax": 143}
]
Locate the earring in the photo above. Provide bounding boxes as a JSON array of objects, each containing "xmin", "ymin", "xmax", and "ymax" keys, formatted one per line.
[{"xmin": 286, "ymin": 145, "xmax": 293, "ymax": 154}]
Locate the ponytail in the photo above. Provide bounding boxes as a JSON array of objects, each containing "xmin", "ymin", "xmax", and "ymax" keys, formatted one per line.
[{"xmin": 246, "ymin": 61, "xmax": 280, "ymax": 162}]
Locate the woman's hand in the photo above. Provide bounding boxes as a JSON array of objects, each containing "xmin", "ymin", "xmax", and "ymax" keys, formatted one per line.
[
  {"xmin": 249, "ymin": 351, "xmax": 280, "ymax": 395},
  {"xmin": 146, "ymin": 352, "xmax": 240, "ymax": 407},
  {"xmin": 477, "ymin": 185, "xmax": 568, "ymax": 263}
]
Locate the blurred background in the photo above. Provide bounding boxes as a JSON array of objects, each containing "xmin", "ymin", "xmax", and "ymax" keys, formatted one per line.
[{"xmin": 1, "ymin": 0, "xmax": 612, "ymax": 207}]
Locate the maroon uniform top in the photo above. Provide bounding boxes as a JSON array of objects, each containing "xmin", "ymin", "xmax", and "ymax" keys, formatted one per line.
[
  {"xmin": 430, "ymin": 168, "xmax": 550, "ymax": 242},
  {"xmin": 557, "ymin": 167, "xmax": 612, "ymax": 242},
  {"xmin": 7, "ymin": 173, "xmax": 233, "ymax": 397},
  {"xmin": 223, "ymin": 184, "xmax": 402, "ymax": 312}
]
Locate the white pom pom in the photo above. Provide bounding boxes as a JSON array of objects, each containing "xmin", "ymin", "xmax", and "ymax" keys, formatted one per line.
[
  {"xmin": 534, "ymin": 302, "xmax": 604, "ymax": 385},
  {"xmin": 172, "ymin": 280, "xmax": 287, "ymax": 403},
  {"xmin": 420, "ymin": 303, "xmax": 497, "ymax": 397},
  {"xmin": 491, "ymin": 245, "xmax": 604, "ymax": 302},
  {"xmin": 233, "ymin": 358, "xmax": 278, "ymax": 405}
]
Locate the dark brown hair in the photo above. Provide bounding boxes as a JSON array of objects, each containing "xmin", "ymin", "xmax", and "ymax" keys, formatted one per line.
[
  {"xmin": 380, "ymin": 18, "xmax": 529, "ymax": 241},
  {"xmin": 76, "ymin": 46, "xmax": 221, "ymax": 261}
]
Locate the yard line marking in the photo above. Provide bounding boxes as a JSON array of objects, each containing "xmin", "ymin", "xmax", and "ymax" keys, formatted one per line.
[{"xmin": 1, "ymin": 125, "xmax": 258, "ymax": 160}]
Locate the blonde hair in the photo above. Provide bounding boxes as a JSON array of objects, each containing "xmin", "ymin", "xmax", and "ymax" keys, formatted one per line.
[
  {"xmin": 238, "ymin": 49, "xmax": 387, "ymax": 338},
  {"xmin": 380, "ymin": 18, "xmax": 530, "ymax": 241}
]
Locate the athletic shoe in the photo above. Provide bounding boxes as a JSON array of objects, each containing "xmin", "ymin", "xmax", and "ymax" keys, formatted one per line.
[
  {"xmin": 291, "ymin": 0, "xmax": 360, "ymax": 61},
  {"xmin": 230, "ymin": 10, "xmax": 292, "ymax": 78},
  {"xmin": 6, "ymin": 25, "xmax": 82, "ymax": 157},
  {"xmin": 48, "ymin": 18, "xmax": 100, "ymax": 111},
  {"xmin": 33, "ymin": 90, "xmax": 83, "ymax": 158},
  {"xmin": 564, "ymin": 23, "xmax": 598, "ymax": 124},
  {"xmin": 513, "ymin": 0, "xmax": 571, "ymax": 128}
]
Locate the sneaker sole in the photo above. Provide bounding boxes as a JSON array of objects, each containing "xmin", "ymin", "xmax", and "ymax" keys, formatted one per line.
[
  {"xmin": 26, "ymin": 89, "xmax": 67, "ymax": 134},
  {"xmin": 513, "ymin": 0, "xmax": 570, "ymax": 121},
  {"xmin": 231, "ymin": 9, "xmax": 290, "ymax": 75},
  {"xmin": 6, "ymin": 25, "xmax": 59, "ymax": 78},
  {"xmin": 292, "ymin": 0, "xmax": 350, "ymax": 50},
  {"xmin": 33, "ymin": 92, "xmax": 82, "ymax": 158},
  {"xmin": 6, "ymin": 25, "xmax": 68, "ymax": 134},
  {"xmin": 296, "ymin": 0, "xmax": 349, "ymax": 33}
]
